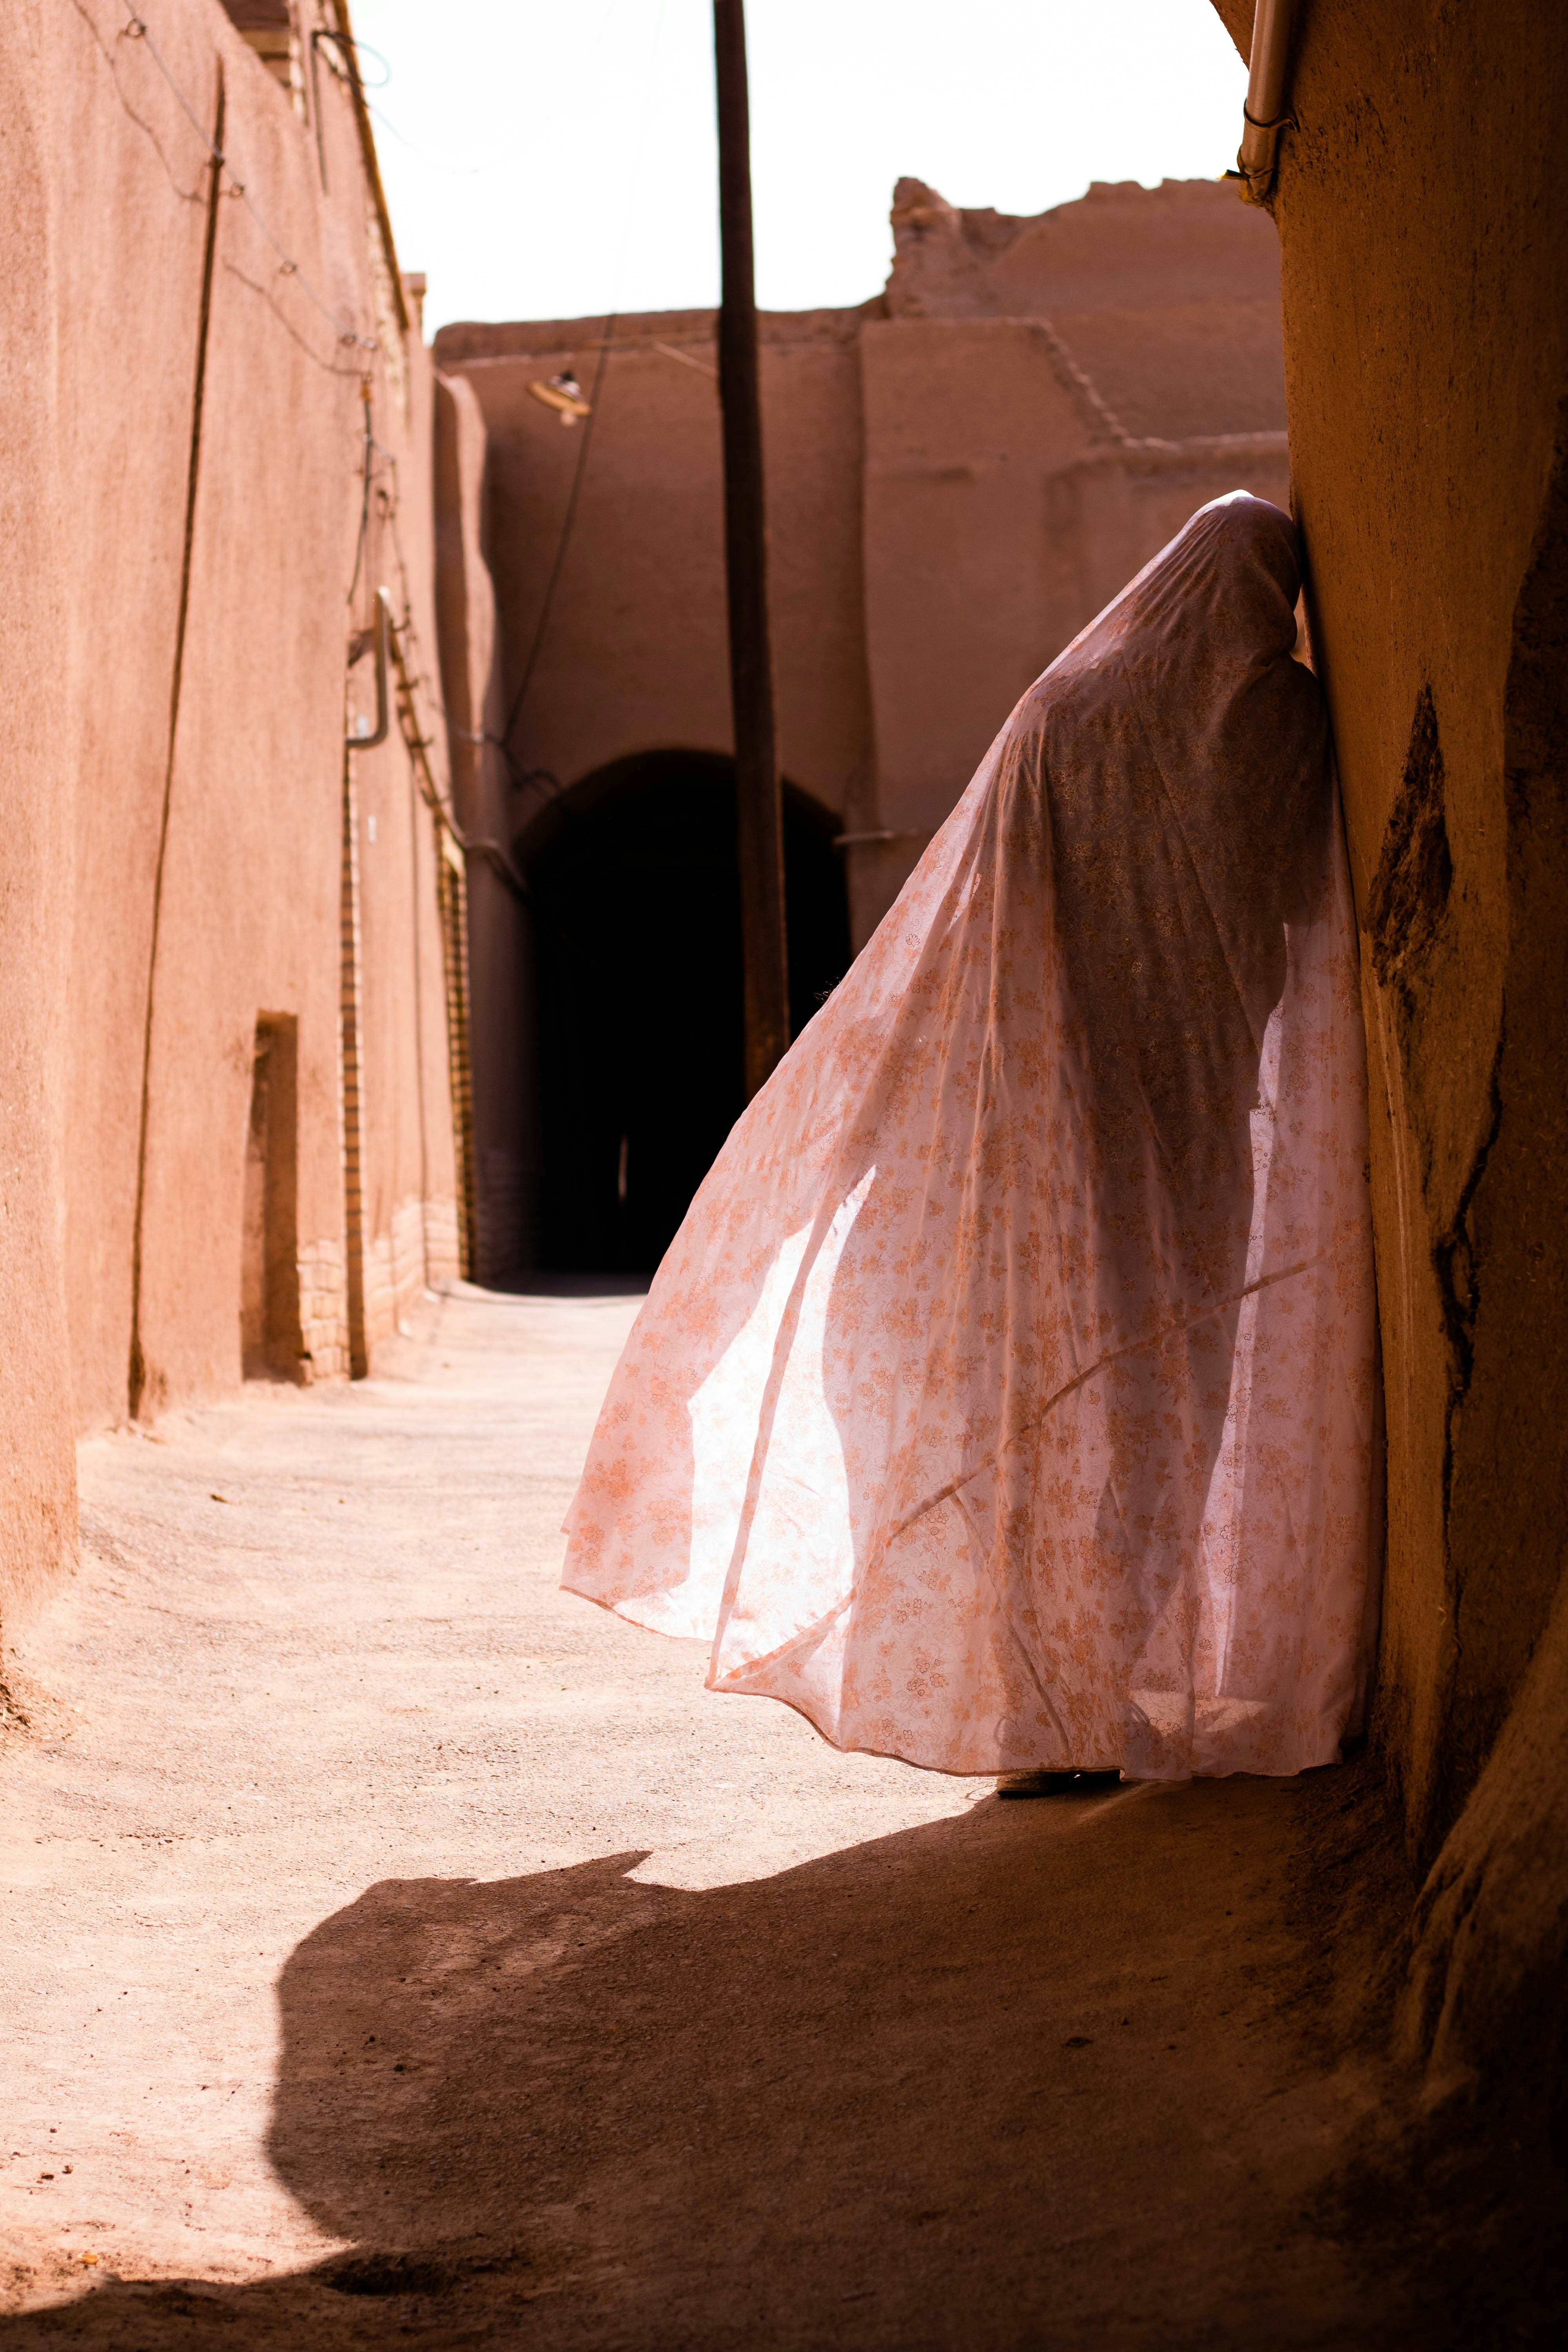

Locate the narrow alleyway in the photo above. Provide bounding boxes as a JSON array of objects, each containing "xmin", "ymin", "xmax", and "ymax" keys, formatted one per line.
[{"xmin": 0, "ymin": 1293, "xmax": 1544, "ymax": 2348}]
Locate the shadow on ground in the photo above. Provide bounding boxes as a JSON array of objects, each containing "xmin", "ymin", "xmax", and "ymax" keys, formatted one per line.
[{"xmin": 5, "ymin": 1767, "xmax": 1563, "ymax": 2348}]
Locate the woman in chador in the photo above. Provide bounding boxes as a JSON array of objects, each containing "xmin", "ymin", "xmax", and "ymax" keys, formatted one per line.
[{"xmin": 562, "ymin": 492, "xmax": 1380, "ymax": 1787}]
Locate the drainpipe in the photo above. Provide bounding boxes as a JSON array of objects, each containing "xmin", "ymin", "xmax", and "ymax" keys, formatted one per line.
[{"xmin": 1233, "ymin": 0, "xmax": 1297, "ymax": 206}]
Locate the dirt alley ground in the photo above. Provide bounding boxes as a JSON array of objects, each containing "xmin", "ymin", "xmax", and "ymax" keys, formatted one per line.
[{"xmin": 0, "ymin": 1285, "xmax": 1562, "ymax": 2350}]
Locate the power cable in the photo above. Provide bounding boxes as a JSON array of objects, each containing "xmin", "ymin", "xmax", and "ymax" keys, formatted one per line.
[
  {"xmin": 309, "ymin": 26, "xmax": 390, "ymax": 90},
  {"xmin": 119, "ymin": 2, "xmax": 376, "ymax": 354},
  {"xmin": 495, "ymin": 315, "xmax": 615, "ymax": 758}
]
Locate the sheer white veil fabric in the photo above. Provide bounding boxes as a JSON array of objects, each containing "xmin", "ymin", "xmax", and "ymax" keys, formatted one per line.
[{"xmin": 562, "ymin": 492, "xmax": 1381, "ymax": 1780}]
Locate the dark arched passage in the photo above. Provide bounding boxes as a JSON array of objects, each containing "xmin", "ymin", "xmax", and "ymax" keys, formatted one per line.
[{"xmin": 521, "ymin": 750, "xmax": 851, "ymax": 1274}]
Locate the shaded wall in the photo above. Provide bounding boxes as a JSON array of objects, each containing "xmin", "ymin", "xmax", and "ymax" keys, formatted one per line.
[
  {"xmin": 0, "ymin": 0, "xmax": 461, "ymax": 1632},
  {"xmin": 1210, "ymin": 0, "xmax": 1568, "ymax": 2107}
]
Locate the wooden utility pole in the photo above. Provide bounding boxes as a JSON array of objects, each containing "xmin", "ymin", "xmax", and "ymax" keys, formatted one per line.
[{"xmin": 713, "ymin": 0, "xmax": 789, "ymax": 1098}]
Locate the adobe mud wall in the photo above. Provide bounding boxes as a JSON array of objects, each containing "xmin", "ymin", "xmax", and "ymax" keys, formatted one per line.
[
  {"xmin": 0, "ymin": 0, "xmax": 463, "ymax": 1637},
  {"xmin": 1210, "ymin": 0, "xmax": 1568, "ymax": 2109}
]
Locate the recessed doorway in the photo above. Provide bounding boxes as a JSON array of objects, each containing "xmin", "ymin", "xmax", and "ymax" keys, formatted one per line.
[
  {"xmin": 240, "ymin": 1013, "xmax": 307, "ymax": 1381},
  {"xmin": 522, "ymin": 750, "xmax": 850, "ymax": 1275}
]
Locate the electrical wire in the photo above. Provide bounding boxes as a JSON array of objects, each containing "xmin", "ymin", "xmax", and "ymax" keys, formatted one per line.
[
  {"xmin": 119, "ymin": 2, "xmax": 376, "ymax": 354},
  {"xmin": 350, "ymin": 399, "xmax": 532, "ymax": 902},
  {"xmin": 495, "ymin": 315, "xmax": 615, "ymax": 757},
  {"xmin": 309, "ymin": 26, "xmax": 390, "ymax": 89}
]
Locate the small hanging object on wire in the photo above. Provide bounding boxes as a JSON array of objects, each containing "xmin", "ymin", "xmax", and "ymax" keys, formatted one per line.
[{"xmin": 527, "ymin": 370, "xmax": 592, "ymax": 427}]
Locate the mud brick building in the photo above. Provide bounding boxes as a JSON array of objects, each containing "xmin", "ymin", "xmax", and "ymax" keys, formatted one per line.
[{"xmin": 1, "ymin": 0, "xmax": 472, "ymax": 1624}]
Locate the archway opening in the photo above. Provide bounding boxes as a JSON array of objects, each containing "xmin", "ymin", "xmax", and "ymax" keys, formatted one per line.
[{"xmin": 522, "ymin": 750, "xmax": 850, "ymax": 1275}]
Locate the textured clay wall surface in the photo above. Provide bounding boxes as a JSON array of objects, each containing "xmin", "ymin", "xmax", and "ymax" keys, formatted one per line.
[
  {"xmin": 859, "ymin": 319, "xmax": 1100, "ymax": 833},
  {"xmin": 1210, "ymin": 0, "xmax": 1568, "ymax": 2104},
  {"xmin": 0, "ymin": 0, "xmax": 460, "ymax": 1629}
]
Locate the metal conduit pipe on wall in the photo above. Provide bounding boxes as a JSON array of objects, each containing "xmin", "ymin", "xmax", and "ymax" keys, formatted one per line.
[
  {"xmin": 1234, "ymin": 0, "xmax": 1298, "ymax": 204},
  {"xmin": 346, "ymin": 586, "xmax": 392, "ymax": 748}
]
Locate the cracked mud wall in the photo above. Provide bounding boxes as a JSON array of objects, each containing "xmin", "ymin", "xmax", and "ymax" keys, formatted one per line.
[{"xmin": 1211, "ymin": 0, "xmax": 1568, "ymax": 2110}]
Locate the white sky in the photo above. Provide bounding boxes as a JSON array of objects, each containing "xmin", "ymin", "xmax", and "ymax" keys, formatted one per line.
[{"xmin": 350, "ymin": 1, "xmax": 1249, "ymax": 335}]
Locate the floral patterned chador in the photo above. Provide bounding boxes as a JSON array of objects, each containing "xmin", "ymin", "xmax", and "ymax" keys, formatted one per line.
[{"xmin": 562, "ymin": 494, "xmax": 1380, "ymax": 1780}]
